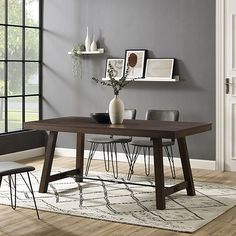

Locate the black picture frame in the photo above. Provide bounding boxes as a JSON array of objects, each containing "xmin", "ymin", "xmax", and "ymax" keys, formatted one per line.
[{"xmin": 124, "ymin": 49, "xmax": 147, "ymax": 78}]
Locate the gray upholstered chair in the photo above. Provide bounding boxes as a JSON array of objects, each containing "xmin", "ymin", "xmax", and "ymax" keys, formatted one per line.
[
  {"xmin": 85, "ymin": 109, "xmax": 136, "ymax": 178},
  {"xmin": 0, "ymin": 162, "xmax": 39, "ymax": 219},
  {"xmin": 128, "ymin": 110, "xmax": 179, "ymax": 180}
]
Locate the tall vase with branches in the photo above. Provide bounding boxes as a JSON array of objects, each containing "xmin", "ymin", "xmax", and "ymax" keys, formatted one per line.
[{"xmin": 92, "ymin": 63, "xmax": 134, "ymax": 124}]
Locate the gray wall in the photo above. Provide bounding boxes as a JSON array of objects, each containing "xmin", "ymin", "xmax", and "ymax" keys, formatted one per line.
[{"xmin": 43, "ymin": 0, "xmax": 215, "ymax": 160}]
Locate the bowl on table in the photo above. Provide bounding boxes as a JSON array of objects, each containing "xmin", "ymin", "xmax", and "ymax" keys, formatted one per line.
[{"xmin": 90, "ymin": 113, "xmax": 111, "ymax": 124}]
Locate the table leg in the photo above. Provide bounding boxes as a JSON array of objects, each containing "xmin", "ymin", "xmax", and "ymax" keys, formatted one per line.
[
  {"xmin": 39, "ymin": 131, "xmax": 58, "ymax": 193},
  {"xmin": 177, "ymin": 137, "xmax": 195, "ymax": 196},
  {"xmin": 76, "ymin": 133, "xmax": 85, "ymax": 182},
  {"xmin": 153, "ymin": 138, "xmax": 165, "ymax": 210}
]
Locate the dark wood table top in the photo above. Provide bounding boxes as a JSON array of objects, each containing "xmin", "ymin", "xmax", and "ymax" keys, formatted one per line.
[{"xmin": 24, "ymin": 116, "xmax": 212, "ymax": 139}]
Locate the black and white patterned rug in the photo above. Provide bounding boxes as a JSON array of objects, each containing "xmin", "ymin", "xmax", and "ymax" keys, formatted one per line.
[{"xmin": 0, "ymin": 170, "xmax": 236, "ymax": 233}]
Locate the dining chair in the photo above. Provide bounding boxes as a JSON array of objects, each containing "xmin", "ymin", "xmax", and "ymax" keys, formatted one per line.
[
  {"xmin": 128, "ymin": 110, "xmax": 179, "ymax": 180},
  {"xmin": 0, "ymin": 161, "xmax": 39, "ymax": 219},
  {"xmin": 85, "ymin": 109, "xmax": 136, "ymax": 179}
]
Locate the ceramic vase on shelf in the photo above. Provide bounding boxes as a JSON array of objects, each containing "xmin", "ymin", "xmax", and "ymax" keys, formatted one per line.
[
  {"xmin": 85, "ymin": 26, "xmax": 91, "ymax": 52},
  {"xmin": 108, "ymin": 95, "xmax": 124, "ymax": 124},
  {"xmin": 90, "ymin": 35, "xmax": 97, "ymax": 51}
]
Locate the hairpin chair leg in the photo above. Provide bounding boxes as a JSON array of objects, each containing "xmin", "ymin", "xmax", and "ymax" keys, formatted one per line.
[
  {"xmin": 128, "ymin": 145, "xmax": 141, "ymax": 180},
  {"xmin": 110, "ymin": 143, "xmax": 119, "ymax": 179},
  {"xmin": 85, "ymin": 142, "xmax": 98, "ymax": 176},
  {"xmin": 164, "ymin": 145, "xmax": 176, "ymax": 179},
  {"xmin": 8, "ymin": 174, "xmax": 16, "ymax": 210},
  {"xmin": 121, "ymin": 142, "xmax": 132, "ymax": 170},
  {"xmin": 102, "ymin": 144, "xmax": 110, "ymax": 172},
  {"xmin": 143, "ymin": 147, "xmax": 151, "ymax": 176},
  {"xmin": 20, "ymin": 172, "xmax": 40, "ymax": 219}
]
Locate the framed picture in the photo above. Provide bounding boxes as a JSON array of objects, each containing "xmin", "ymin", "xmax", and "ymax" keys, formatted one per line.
[
  {"xmin": 145, "ymin": 59, "xmax": 174, "ymax": 79},
  {"xmin": 124, "ymin": 49, "xmax": 147, "ymax": 78},
  {"xmin": 105, "ymin": 58, "xmax": 125, "ymax": 79}
]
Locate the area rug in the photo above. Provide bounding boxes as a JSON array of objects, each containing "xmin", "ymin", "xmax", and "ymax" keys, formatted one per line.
[{"xmin": 0, "ymin": 170, "xmax": 236, "ymax": 233}]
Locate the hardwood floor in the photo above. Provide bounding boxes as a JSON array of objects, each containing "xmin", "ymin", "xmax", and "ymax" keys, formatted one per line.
[{"xmin": 0, "ymin": 156, "xmax": 236, "ymax": 236}]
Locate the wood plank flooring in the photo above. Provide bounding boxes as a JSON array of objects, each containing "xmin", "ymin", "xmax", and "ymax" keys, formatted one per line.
[{"xmin": 0, "ymin": 156, "xmax": 236, "ymax": 236}]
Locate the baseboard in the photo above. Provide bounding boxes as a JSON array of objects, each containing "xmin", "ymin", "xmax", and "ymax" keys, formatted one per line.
[
  {"xmin": 55, "ymin": 148, "xmax": 216, "ymax": 170},
  {"xmin": 0, "ymin": 147, "xmax": 45, "ymax": 161}
]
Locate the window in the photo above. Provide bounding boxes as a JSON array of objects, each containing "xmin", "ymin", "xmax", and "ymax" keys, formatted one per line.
[{"xmin": 0, "ymin": 0, "xmax": 42, "ymax": 133}]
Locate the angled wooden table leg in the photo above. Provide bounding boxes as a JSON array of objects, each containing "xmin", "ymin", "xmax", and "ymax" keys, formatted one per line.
[
  {"xmin": 39, "ymin": 131, "xmax": 58, "ymax": 193},
  {"xmin": 76, "ymin": 132, "xmax": 85, "ymax": 182},
  {"xmin": 153, "ymin": 138, "xmax": 165, "ymax": 210},
  {"xmin": 177, "ymin": 137, "xmax": 195, "ymax": 196}
]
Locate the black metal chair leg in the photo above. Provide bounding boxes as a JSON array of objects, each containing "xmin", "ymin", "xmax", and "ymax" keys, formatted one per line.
[
  {"xmin": 143, "ymin": 147, "xmax": 151, "ymax": 176},
  {"xmin": 121, "ymin": 143, "xmax": 132, "ymax": 167},
  {"xmin": 102, "ymin": 144, "xmax": 110, "ymax": 172},
  {"xmin": 8, "ymin": 174, "xmax": 17, "ymax": 210},
  {"xmin": 110, "ymin": 143, "xmax": 119, "ymax": 179},
  {"xmin": 85, "ymin": 142, "xmax": 98, "ymax": 176},
  {"xmin": 128, "ymin": 145, "xmax": 141, "ymax": 180},
  {"xmin": 20, "ymin": 172, "xmax": 40, "ymax": 219},
  {"xmin": 164, "ymin": 145, "xmax": 176, "ymax": 179}
]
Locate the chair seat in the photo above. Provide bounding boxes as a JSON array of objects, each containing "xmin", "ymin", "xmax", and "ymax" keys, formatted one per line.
[
  {"xmin": 0, "ymin": 162, "xmax": 35, "ymax": 176},
  {"xmin": 88, "ymin": 136, "xmax": 132, "ymax": 144},
  {"xmin": 87, "ymin": 137, "xmax": 116, "ymax": 143},
  {"xmin": 130, "ymin": 139, "xmax": 175, "ymax": 147}
]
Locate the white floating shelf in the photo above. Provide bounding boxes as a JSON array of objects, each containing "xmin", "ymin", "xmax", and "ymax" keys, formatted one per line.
[
  {"xmin": 102, "ymin": 75, "xmax": 179, "ymax": 82},
  {"xmin": 68, "ymin": 48, "xmax": 104, "ymax": 55}
]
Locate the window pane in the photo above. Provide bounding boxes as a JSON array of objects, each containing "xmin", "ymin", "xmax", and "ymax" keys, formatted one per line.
[
  {"xmin": 0, "ymin": 62, "xmax": 5, "ymax": 96},
  {"xmin": 8, "ymin": 97, "xmax": 22, "ymax": 132},
  {"xmin": 25, "ymin": 96, "xmax": 39, "ymax": 122},
  {"xmin": 0, "ymin": 98, "xmax": 5, "ymax": 133},
  {"xmin": 8, "ymin": 0, "xmax": 23, "ymax": 25},
  {"xmin": 8, "ymin": 27, "xmax": 22, "ymax": 60},
  {"xmin": 25, "ymin": 62, "xmax": 39, "ymax": 94},
  {"xmin": 25, "ymin": 0, "xmax": 39, "ymax": 27},
  {"xmin": 25, "ymin": 28, "xmax": 39, "ymax": 60},
  {"xmin": 0, "ymin": 26, "xmax": 5, "ymax": 60},
  {"xmin": 0, "ymin": 0, "xmax": 5, "ymax": 24},
  {"xmin": 8, "ymin": 62, "xmax": 22, "ymax": 95}
]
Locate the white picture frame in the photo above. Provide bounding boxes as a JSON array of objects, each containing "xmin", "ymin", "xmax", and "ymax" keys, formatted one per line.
[
  {"xmin": 145, "ymin": 59, "xmax": 174, "ymax": 80},
  {"xmin": 105, "ymin": 58, "xmax": 125, "ymax": 79}
]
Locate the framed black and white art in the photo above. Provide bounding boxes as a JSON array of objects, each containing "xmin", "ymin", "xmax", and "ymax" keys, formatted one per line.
[{"xmin": 105, "ymin": 58, "xmax": 125, "ymax": 79}]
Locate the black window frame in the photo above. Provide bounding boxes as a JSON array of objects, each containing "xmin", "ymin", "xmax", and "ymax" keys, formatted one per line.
[{"xmin": 0, "ymin": 0, "xmax": 42, "ymax": 134}]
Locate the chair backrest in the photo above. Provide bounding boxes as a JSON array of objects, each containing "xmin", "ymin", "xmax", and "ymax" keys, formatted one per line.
[
  {"xmin": 124, "ymin": 109, "xmax": 136, "ymax": 120},
  {"xmin": 145, "ymin": 110, "xmax": 179, "ymax": 122}
]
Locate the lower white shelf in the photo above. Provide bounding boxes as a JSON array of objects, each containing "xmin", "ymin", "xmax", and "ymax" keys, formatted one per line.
[{"xmin": 102, "ymin": 75, "xmax": 179, "ymax": 82}]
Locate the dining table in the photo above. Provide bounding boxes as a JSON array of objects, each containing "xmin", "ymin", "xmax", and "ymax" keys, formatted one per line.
[{"xmin": 24, "ymin": 116, "xmax": 212, "ymax": 210}]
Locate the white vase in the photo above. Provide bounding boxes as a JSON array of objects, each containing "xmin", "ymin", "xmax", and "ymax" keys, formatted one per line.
[
  {"xmin": 90, "ymin": 38, "xmax": 97, "ymax": 51},
  {"xmin": 85, "ymin": 26, "xmax": 91, "ymax": 52},
  {"xmin": 109, "ymin": 95, "xmax": 124, "ymax": 124}
]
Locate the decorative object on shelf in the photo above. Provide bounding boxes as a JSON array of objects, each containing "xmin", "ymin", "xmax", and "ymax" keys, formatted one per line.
[
  {"xmin": 105, "ymin": 58, "xmax": 125, "ymax": 79},
  {"xmin": 90, "ymin": 35, "xmax": 98, "ymax": 52},
  {"xmin": 85, "ymin": 26, "xmax": 91, "ymax": 52},
  {"xmin": 92, "ymin": 63, "xmax": 135, "ymax": 124},
  {"xmin": 70, "ymin": 43, "xmax": 86, "ymax": 79},
  {"xmin": 124, "ymin": 49, "xmax": 147, "ymax": 78},
  {"xmin": 145, "ymin": 58, "xmax": 175, "ymax": 80}
]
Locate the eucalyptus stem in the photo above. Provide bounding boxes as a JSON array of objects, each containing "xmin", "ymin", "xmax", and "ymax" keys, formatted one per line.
[{"xmin": 91, "ymin": 63, "xmax": 135, "ymax": 95}]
